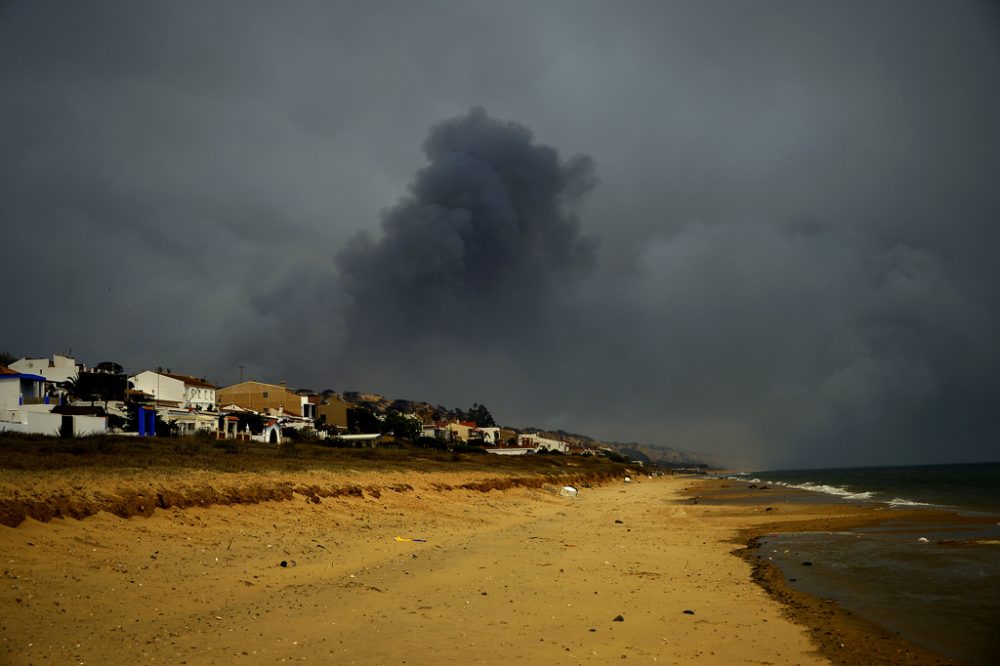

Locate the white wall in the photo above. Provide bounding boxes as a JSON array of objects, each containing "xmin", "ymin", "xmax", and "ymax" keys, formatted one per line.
[
  {"xmin": 0, "ymin": 410, "xmax": 106, "ymax": 436},
  {"xmin": 131, "ymin": 371, "xmax": 184, "ymax": 404},
  {"xmin": 0, "ymin": 377, "xmax": 45, "ymax": 409},
  {"xmin": 164, "ymin": 409, "xmax": 217, "ymax": 434},
  {"xmin": 9, "ymin": 356, "xmax": 79, "ymax": 384},
  {"xmin": 73, "ymin": 415, "xmax": 107, "ymax": 436},
  {"xmin": 0, "ymin": 410, "xmax": 61, "ymax": 436},
  {"xmin": 477, "ymin": 427, "xmax": 501, "ymax": 444},
  {"xmin": 183, "ymin": 385, "xmax": 216, "ymax": 410},
  {"xmin": 0, "ymin": 380, "xmax": 20, "ymax": 412},
  {"xmin": 253, "ymin": 423, "xmax": 283, "ymax": 444},
  {"xmin": 519, "ymin": 433, "xmax": 568, "ymax": 452}
]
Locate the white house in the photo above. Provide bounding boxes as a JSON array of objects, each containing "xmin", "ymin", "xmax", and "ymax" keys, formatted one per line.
[
  {"xmin": 0, "ymin": 366, "xmax": 105, "ymax": 436},
  {"xmin": 130, "ymin": 371, "xmax": 184, "ymax": 405},
  {"xmin": 167, "ymin": 372, "xmax": 217, "ymax": 410},
  {"xmin": 474, "ymin": 427, "xmax": 501, "ymax": 444},
  {"xmin": 162, "ymin": 408, "xmax": 219, "ymax": 435},
  {"xmin": 421, "ymin": 422, "xmax": 451, "ymax": 440},
  {"xmin": 130, "ymin": 371, "xmax": 217, "ymax": 410},
  {"xmin": 256, "ymin": 420, "xmax": 283, "ymax": 445},
  {"xmin": 518, "ymin": 433, "xmax": 569, "ymax": 453},
  {"xmin": 9, "ymin": 354, "xmax": 81, "ymax": 385},
  {"xmin": 0, "ymin": 366, "xmax": 47, "ymax": 421}
]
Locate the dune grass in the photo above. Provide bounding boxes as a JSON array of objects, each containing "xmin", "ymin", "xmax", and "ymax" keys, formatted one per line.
[
  {"xmin": 0, "ymin": 433, "xmax": 638, "ymax": 527},
  {"xmin": 0, "ymin": 432, "xmax": 629, "ymax": 477}
]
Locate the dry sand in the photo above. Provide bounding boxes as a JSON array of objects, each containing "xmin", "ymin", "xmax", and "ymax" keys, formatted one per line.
[{"xmin": 0, "ymin": 471, "xmax": 950, "ymax": 665}]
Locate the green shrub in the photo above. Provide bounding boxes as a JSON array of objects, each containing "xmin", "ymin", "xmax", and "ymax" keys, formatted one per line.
[
  {"xmin": 415, "ymin": 436, "xmax": 447, "ymax": 450},
  {"xmin": 213, "ymin": 439, "xmax": 240, "ymax": 455}
]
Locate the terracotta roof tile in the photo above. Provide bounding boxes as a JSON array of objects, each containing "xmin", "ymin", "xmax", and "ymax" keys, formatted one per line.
[{"xmin": 163, "ymin": 372, "xmax": 217, "ymax": 389}]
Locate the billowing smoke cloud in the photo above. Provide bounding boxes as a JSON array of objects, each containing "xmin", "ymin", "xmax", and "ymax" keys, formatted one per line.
[{"xmin": 337, "ymin": 108, "xmax": 598, "ymax": 349}]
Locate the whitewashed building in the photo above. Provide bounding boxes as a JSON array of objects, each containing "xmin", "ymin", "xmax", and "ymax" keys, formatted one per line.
[
  {"xmin": 518, "ymin": 433, "xmax": 569, "ymax": 453},
  {"xmin": 9, "ymin": 354, "xmax": 81, "ymax": 385},
  {"xmin": 162, "ymin": 408, "xmax": 220, "ymax": 435},
  {"xmin": 130, "ymin": 371, "xmax": 183, "ymax": 405},
  {"xmin": 130, "ymin": 371, "xmax": 217, "ymax": 410},
  {"xmin": 0, "ymin": 366, "xmax": 105, "ymax": 436},
  {"xmin": 474, "ymin": 426, "xmax": 501, "ymax": 444},
  {"xmin": 0, "ymin": 366, "xmax": 47, "ymax": 423}
]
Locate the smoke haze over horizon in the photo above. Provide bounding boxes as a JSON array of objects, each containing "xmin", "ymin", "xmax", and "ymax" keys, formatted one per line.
[{"xmin": 2, "ymin": 1, "xmax": 998, "ymax": 469}]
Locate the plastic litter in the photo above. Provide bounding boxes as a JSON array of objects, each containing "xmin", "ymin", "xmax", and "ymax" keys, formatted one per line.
[
  {"xmin": 394, "ymin": 536, "xmax": 427, "ymax": 543},
  {"xmin": 559, "ymin": 485, "xmax": 579, "ymax": 498}
]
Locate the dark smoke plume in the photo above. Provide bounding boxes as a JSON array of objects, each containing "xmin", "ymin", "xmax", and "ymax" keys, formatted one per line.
[{"xmin": 337, "ymin": 107, "xmax": 598, "ymax": 348}]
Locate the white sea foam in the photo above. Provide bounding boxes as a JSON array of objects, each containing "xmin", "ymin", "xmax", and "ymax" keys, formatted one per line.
[
  {"xmin": 886, "ymin": 497, "xmax": 935, "ymax": 507},
  {"xmin": 726, "ymin": 475, "xmax": 763, "ymax": 484},
  {"xmin": 726, "ymin": 476, "xmax": 875, "ymax": 501},
  {"xmin": 786, "ymin": 482, "xmax": 875, "ymax": 501}
]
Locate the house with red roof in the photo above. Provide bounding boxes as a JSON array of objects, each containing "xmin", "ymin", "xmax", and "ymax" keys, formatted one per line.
[{"xmin": 129, "ymin": 370, "xmax": 218, "ymax": 410}]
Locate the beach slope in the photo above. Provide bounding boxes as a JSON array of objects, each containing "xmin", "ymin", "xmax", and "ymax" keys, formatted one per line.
[{"xmin": 0, "ymin": 472, "xmax": 832, "ymax": 665}]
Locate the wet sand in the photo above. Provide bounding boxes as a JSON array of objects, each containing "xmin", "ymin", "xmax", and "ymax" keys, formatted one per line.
[
  {"xmin": 689, "ymin": 478, "xmax": 978, "ymax": 666},
  {"xmin": 0, "ymin": 470, "xmax": 966, "ymax": 665}
]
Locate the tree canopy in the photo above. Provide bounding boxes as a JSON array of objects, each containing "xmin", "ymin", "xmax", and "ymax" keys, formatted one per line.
[
  {"xmin": 381, "ymin": 410, "xmax": 422, "ymax": 440},
  {"xmin": 466, "ymin": 403, "xmax": 496, "ymax": 427},
  {"xmin": 66, "ymin": 370, "xmax": 127, "ymax": 403}
]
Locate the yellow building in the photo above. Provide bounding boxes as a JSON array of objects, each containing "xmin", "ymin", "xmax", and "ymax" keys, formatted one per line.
[
  {"xmin": 316, "ymin": 394, "xmax": 350, "ymax": 431},
  {"xmin": 217, "ymin": 380, "xmax": 302, "ymax": 417}
]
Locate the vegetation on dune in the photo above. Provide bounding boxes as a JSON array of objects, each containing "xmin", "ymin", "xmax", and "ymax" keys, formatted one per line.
[
  {"xmin": 0, "ymin": 432, "xmax": 641, "ymax": 527},
  {"xmin": 0, "ymin": 431, "xmax": 632, "ymax": 476}
]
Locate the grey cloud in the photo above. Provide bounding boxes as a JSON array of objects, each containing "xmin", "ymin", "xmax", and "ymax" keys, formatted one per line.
[{"xmin": 2, "ymin": 1, "xmax": 997, "ymax": 468}]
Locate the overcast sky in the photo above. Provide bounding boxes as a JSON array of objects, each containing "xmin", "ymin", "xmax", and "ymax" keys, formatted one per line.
[{"xmin": 3, "ymin": 1, "xmax": 998, "ymax": 468}]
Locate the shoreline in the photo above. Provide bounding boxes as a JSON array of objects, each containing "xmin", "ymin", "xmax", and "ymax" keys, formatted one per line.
[{"xmin": 688, "ymin": 478, "xmax": 986, "ymax": 666}]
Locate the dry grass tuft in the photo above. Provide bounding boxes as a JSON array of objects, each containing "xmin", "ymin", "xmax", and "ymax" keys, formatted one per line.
[{"xmin": 0, "ymin": 433, "xmax": 637, "ymax": 526}]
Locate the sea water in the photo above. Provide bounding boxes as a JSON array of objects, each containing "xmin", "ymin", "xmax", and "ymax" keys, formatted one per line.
[
  {"xmin": 732, "ymin": 463, "xmax": 1000, "ymax": 664},
  {"xmin": 734, "ymin": 462, "xmax": 1000, "ymax": 513}
]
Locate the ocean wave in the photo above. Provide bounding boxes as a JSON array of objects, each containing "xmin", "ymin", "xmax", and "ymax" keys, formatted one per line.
[
  {"xmin": 726, "ymin": 475, "xmax": 875, "ymax": 501},
  {"xmin": 789, "ymin": 482, "xmax": 875, "ymax": 501},
  {"xmin": 886, "ymin": 497, "xmax": 936, "ymax": 507},
  {"xmin": 726, "ymin": 475, "xmax": 763, "ymax": 484}
]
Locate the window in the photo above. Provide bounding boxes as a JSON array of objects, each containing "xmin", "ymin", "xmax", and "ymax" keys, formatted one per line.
[{"xmin": 262, "ymin": 391, "xmax": 269, "ymax": 398}]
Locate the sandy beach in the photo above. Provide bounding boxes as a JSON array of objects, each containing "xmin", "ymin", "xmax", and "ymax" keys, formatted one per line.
[{"xmin": 0, "ymin": 471, "xmax": 958, "ymax": 665}]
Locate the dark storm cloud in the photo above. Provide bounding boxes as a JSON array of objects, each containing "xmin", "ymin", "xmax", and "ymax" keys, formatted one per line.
[
  {"xmin": 567, "ymin": 221, "xmax": 999, "ymax": 468},
  {"xmin": 337, "ymin": 108, "xmax": 597, "ymax": 347},
  {"xmin": 2, "ymin": 1, "xmax": 998, "ymax": 468},
  {"xmin": 330, "ymin": 97, "xmax": 999, "ymax": 468}
]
